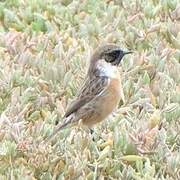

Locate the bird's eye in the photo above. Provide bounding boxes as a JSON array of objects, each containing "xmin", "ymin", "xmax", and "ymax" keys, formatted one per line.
[
  {"xmin": 105, "ymin": 49, "xmax": 121, "ymax": 63},
  {"xmin": 108, "ymin": 50, "xmax": 120, "ymax": 61}
]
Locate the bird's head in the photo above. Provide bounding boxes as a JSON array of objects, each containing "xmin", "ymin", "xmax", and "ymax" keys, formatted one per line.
[{"xmin": 90, "ymin": 44, "xmax": 132, "ymax": 67}]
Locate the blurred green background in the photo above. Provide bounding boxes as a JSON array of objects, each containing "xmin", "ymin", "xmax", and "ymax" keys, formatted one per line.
[{"xmin": 0, "ymin": 0, "xmax": 179, "ymax": 179}]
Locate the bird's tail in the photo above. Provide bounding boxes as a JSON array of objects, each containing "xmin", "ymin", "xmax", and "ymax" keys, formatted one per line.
[{"xmin": 44, "ymin": 115, "xmax": 72, "ymax": 144}]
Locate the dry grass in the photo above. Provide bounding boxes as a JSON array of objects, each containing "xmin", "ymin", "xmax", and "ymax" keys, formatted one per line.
[{"xmin": 0, "ymin": 0, "xmax": 180, "ymax": 179}]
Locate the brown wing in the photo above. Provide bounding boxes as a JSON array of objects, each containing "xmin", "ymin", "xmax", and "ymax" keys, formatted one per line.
[{"xmin": 64, "ymin": 75, "xmax": 109, "ymax": 118}]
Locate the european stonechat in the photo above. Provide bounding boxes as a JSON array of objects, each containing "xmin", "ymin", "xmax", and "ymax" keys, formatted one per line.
[{"xmin": 46, "ymin": 44, "xmax": 132, "ymax": 142}]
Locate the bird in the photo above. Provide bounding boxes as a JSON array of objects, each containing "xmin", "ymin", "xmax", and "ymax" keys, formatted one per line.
[{"xmin": 45, "ymin": 44, "xmax": 132, "ymax": 143}]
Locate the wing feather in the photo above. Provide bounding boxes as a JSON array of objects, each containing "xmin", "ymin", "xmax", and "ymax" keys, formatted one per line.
[{"xmin": 64, "ymin": 75, "xmax": 109, "ymax": 118}]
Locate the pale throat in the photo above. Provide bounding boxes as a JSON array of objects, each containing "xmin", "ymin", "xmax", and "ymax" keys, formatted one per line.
[{"xmin": 96, "ymin": 60, "xmax": 120, "ymax": 79}]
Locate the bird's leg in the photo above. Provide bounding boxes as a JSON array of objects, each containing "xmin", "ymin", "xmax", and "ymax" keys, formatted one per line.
[
  {"xmin": 90, "ymin": 128, "xmax": 94, "ymax": 135},
  {"xmin": 90, "ymin": 128, "xmax": 96, "ymax": 141},
  {"xmin": 81, "ymin": 126, "xmax": 96, "ymax": 141}
]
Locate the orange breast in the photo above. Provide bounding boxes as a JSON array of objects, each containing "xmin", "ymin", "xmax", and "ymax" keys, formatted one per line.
[
  {"xmin": 101, "ymin": 78, "xmax": 121, "ymax": 115},
  {"xmin": 82, "ymin": 78, "xmax": 122, "ymax": 127}
]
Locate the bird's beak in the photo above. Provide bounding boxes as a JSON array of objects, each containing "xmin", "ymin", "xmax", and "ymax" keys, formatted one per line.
[
  {"xmin": 123, "ymin": 51, "xmax": 133, "ymax": 55},
  {"xmin": 116, "ymin": 50, "xmax": 133, "ymax": 65}
]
